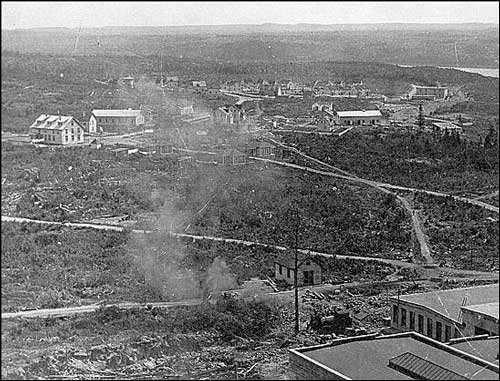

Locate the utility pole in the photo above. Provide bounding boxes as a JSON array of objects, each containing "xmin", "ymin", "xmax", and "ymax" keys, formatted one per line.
[
  {"xmin": 294, "ymin": 209, "xmax": 300, "ymax": 335},
  {"xmin": 417, "ymin": 103, "xmax": 424, "ymax": 131}
]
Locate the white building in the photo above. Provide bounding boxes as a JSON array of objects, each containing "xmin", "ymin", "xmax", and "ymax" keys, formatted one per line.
[
  {"xmin": 29, "ymin": 114, "xmax": 84, "ymax": 145},
  {"xmin": 336, "ymin": 110, "xmax": 383, "ymax": 126},
  {"xmin": 88, "ymin": 109, "xmax": 144, "ymax": 134}
]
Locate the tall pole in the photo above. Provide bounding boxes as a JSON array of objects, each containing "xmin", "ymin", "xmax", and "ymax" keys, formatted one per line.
[{"xmin": 294, "ymin": 209, "xmax": 300, "ymax": 335}]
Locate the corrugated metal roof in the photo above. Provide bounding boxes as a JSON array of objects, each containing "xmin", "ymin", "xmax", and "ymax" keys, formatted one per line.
[
  {"xmin": 92, "ymin": 110, "xmax": 142, "ymax": 117},
  {"xmin": 389, "ymin": 352, "xmax": 468, "ymax": 380},
  {"xmin": 336, "ymin": 110, "xmax": 382, "ymax": 118}
]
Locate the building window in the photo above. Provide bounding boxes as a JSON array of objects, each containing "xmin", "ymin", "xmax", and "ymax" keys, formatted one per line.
[
  {"xmin": 445, "ymin": 325, "xmax": 451, "ymax": 342},
  {"xmin": 65, "ymin": 136, "xmax": 68, "ymax": 142},
  {"xmin": 436, "ymin": 321, "xmax": 443, "ymax": 341},
  {"xmin": 409, "ymin": 311, "xmax": 415, "ymax": 330},
  {"xmin": 427, "ymin": 318, "xmax": 433, "ymax": 337},
  {"xmin": 418, "ymin": 314, "xmax": 424, "ymax": 334},
  {"xmin": 392, "ymin": 305, "xmax": 399, "ymax": 324},
  {"xmin": 401, "ymin": 308, "xmax": 407, "ymax": 327},
  {"xmin": 279, "ymin": 265, "xmax": 282, "ymax": 275},
  {"xmin": 287, "ymin": 268, "xmax": 291, "ymax": 278}
]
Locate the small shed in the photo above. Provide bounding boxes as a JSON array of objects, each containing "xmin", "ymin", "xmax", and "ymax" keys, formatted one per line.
[{"xmin": 274, "ymin": 258, "xmax": 322, "ymax": 286}]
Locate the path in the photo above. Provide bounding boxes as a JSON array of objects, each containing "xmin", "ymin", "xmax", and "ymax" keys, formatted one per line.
[
  {"xmin": 1, "ymin": 299, "xmax": 202, "ymax": 320},
  {"xmin": 254, "ymin": 150, "xmax": 435, "ymax": 264},
  {"xmin": 0, "ymin": 215, "xmax": 427, "ymax": 268}
]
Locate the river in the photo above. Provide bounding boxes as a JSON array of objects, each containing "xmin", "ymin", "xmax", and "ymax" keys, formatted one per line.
[{"xmin": 396, "ymin": 64, "xmax": 499, "ymax": 78}]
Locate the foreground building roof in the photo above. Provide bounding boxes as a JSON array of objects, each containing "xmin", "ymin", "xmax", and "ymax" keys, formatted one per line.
[{"xmin": 289, "ymin": 332, "xmax": 499, "ymax": 380}]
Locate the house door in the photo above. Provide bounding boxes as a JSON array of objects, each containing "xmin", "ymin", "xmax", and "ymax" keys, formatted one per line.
[{"xmin": 303, "ymin": 270, "xmax": 314, "ymax": 286}]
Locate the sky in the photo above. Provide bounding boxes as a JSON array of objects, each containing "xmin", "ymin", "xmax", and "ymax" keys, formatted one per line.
[{"xmin": 2, "ymin": 1, "xmax": 499, "ymax": 29}]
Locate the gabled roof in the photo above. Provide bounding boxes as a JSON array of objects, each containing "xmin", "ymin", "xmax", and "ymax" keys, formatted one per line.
[
  {"xmin": 30, "ymin": 114, "xmax": 82, "ymax": 130},
  {"xmin": 336, "ymin": 110, "xmax": 382, "ymax": 118},
  {"xmin": 92, "ymin": 109, "xmax": 142, "ymax": 117}
]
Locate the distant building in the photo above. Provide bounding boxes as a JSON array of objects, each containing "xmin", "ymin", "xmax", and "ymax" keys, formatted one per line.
[
  {"xmin": 120, "ymin": 76, "xmax": 135, "ymax": 89},
  {"xmin": 214, "ymin": 105, "xmax": 245, "ymax": 125},
  {"xmin": 89, "ymin": 109, "xmax": 145, "ymax": 134},
  {"xmin": 431, "ymin": 121, "xmax": 463, "ymax": 135},
  {"xmin": 245, "ymin": 140, "xmax": 276, "ymax": 158},
  {"xmin": 335, "ymin": 110, "xmax": 383, "ymax": 126},
  {"xmin": 29, "ymin": 114, "xmax": 85, "ymax": 145},
  {"xmin": 192, "ymin": 80, "xmax": 207, "ymax": 88},
  {"xmin": 288, "ymin": 332, "xmax": 499, "ymax": 380},
  {"xmin": 408, "ymin": 84, "xmax": 449, "ymax": 100},
  {"xmin": 390, "ymin": 284, "xmax": 499, "ymax": 342},
  {"xmin": 217, "ymin": 149, "xmax": 247, "ymax": 165},
  {"xmin": 311, "ymin": 102, "xmax": 333, "ymax": 112},
  {"xmin": 274, "ymin": 258, "xmax": 322, "ymax": 286}
]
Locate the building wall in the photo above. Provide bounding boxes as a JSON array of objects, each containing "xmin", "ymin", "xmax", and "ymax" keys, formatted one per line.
[
  {"xmin": 390, "ymin": 300, "xmax": 463, "ymax": 342},
  {"xmin": 338, "ymin": 116, "xmax": 381, "ymax": 126},
  {"xmin": 31, "ymin": 124, "xmax": 83, "ymax": 145},
  {"xmin": 461, "ymin": 310, "xmax": 499, "ymax": 337},
  {"xmin": 289, "ymin": 351, "xmax": 346, "ymax": 380},
  {"xmin": 93, "ymin": 115, "xmax": 144, "ymax": 132},
  {"xmin": 274, "ymin": 262, "xmax": 322, "ymax": 286}
]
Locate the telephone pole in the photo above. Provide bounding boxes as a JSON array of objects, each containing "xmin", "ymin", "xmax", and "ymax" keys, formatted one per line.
[{"xmin": 293, "ymin": 209, "xmax": 300, "ymax": 335}]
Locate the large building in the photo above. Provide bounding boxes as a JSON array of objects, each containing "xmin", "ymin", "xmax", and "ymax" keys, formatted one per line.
[
  {"xmin": 390, "ymin": 284, "xmax": 499, "ymax": 342},
  {"xmin": 408, "ymin": 84, "xmax": 449, "ymax": 100},
  {"xmin": 335, "ymin": 110, "xmax": 383, "ymax": 126},
  {"xmin": 29, "ymin": 114, "xmax": 85, "ymax": 145},
  {"xmin": 289, "ymin": 332, "xmax": 499, "ymax": 380},
  {"xmin": 88, "ymin": 109, "xmax": 144, "ymax": 134}
]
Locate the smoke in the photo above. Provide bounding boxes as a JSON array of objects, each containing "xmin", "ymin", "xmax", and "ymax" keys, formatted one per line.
[{"xmin": 127, "ymin": 179, "xmax": 237, "ymax": 301}]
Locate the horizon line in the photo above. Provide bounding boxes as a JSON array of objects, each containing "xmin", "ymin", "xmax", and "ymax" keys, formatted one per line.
[{"xmin": 3, "ymin": 21, "xmax": 499, "ymax": 31}]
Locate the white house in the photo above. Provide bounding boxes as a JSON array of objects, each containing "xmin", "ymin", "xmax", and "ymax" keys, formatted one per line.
[{"xmin": 29, "ymin": 114, "xmax": 85, "ymax": 145}]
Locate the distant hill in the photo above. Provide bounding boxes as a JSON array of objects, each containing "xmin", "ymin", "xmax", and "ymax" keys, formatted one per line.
[
  {"xmin": 2, "ymin": 23, "xmax": 499, "ymax": 68},
  {"xmin": 3, "ymin": 23, "xmax": 499, "ymax": 34}
]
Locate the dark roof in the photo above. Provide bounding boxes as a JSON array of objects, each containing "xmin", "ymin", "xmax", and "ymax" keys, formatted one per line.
[
  {"xmin": 292, "ymin": 332, "xmax": 499, "ymax": 380},
  {"xmin": 391, "ymin": 284, "xmax": 499, "ymax": 323},
  {"xmin": 388, "ymin": 352, "xmax": 468, "ymax": 380}
]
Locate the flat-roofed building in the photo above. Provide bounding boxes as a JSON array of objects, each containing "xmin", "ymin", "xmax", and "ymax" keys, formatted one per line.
[
  {"xmin": 431, "ymin": 121, "xmax": 463, "ymax": 135},
  {"xmin": 29, "ymin": 114, "xmax": 85, "ymax": 145},
  {"xmin": 335, "ymin": 110, "xmax": 383, "ymax": 126},
  {"xmin": 408, "ymin": 84, "xmax": 449, "ymax": 100},
  {"xmin": 461, "ymin": 302, "xmax": 499, "ymax": 337},
  {"xmin": 289, "ymin": 332, "xmax": 499, "ymax": 380},
  {"xmin": 390, "ymin": 284, "xmax": 499, "ymax": 342},
  {"xmin": 449, "ymin": 335, "xmax": 499, "ymax": 364}
]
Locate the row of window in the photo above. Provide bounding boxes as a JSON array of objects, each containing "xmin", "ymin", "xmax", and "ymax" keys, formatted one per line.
[
  {"xmin": 393, "ymin": 305, "xmax": 458, "ymax": 342},
  {"xmin": 97, "ymin": 117, "xmax": 135, "ymax": 124},
  {"xmin": 343, "ymin": 119, "xmax": 380, "ymax": 126}
]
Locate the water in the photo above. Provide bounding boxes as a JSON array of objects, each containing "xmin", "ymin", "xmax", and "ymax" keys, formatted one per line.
[{"xmin": 396, "ymin": 64, "xmax": 499, "ymax": 78}]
